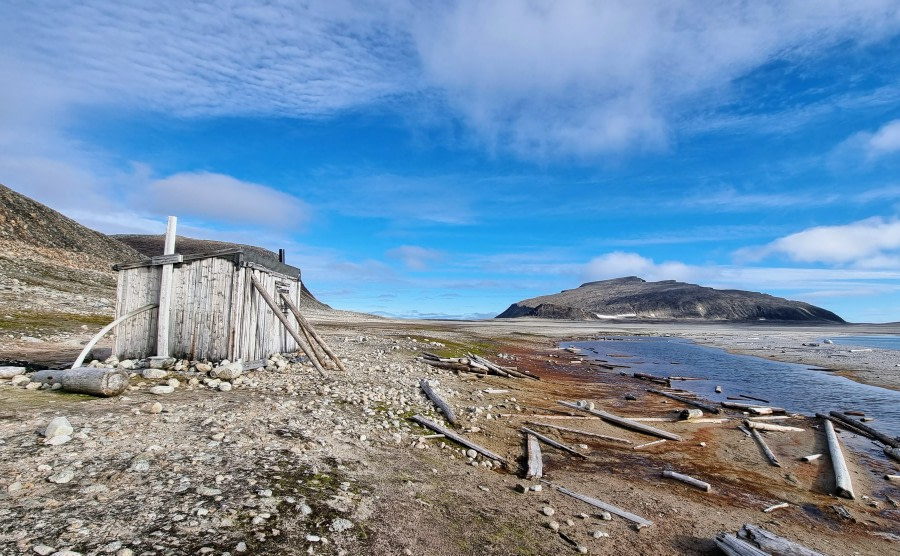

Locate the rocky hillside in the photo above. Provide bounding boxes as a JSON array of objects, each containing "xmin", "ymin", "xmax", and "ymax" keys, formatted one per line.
[
  {"xmin": 497, "ymin": 276, "xmax": 845, "ymax": 323},
  {"xmin": 114, "ymin": 234, "xmax": 331, "ymax": 311},
  {"xmin": 0, "ymin": 183, "xmax": 146, "ymax": 329}
]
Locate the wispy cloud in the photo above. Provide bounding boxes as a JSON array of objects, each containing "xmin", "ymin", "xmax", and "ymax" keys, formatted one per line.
[{"xmin": 387, "ymin": 245, "xmax": 446, "ymax": 270}]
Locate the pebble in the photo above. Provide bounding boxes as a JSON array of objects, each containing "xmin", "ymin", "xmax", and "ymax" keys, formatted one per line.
[
  {"xmin": 219, "ymin": 382, "xmax": 233, "ymax": 392},
  {"xmin": 130, "ymin": 459, "xmax": 150, "ymax": 472},
  {"xmin": 142, "ymin": 369, "xmax": 167, "ymax": 379},
  {"xmin": 0, "ymin": 366, "xmax": 26, "ymax": 378},
  {"xmin": 25, "ymin": 382, "xmax": 41, "ymax": 390},
  {"xmin": 166, "ymin": 378, "xmax": 180, "ymax": 388},
  {"xmin": 32, "ymin": 545, "xmax": 55, "ymax": 555},
  {"xmin": 548, "ymin": 520, "xmax": 559, "ymax": 531},
  {"xmin": 465, "ymin": 449, "xmax": 477, "ymax": 459},
  {"xmin": 593, "ymin": 530, "xmax": 610, "ymax": 538},
  {"xmin": 196, "ymin": 486, "xmax": 222, "ymax": 496},
  {"xmin": 195, "ymin": 362, "xmax": 212, "ymax": 373},
  {"xmin": 149, "ymin": 385, "xmax": 174, "ymax": 395},
  {"xmin": 600, "ymin": 511, "xmax": 612, "ymax": 521},
  {"xmin": 116, "ymin": 549, "xmax": 133, "ymax": 556},
  {"xmin": 530, "ymin": 484, "xmax": 542, "ymax": 492},
  {"xmin": 149, "ymin": 402, "xmax": 163, "ymax": 414},
  {"xmin": 48, "ymin": 469, "xmax": 75, "ymax": 484},
  {"xmin": 11, "ymin": 375, "xmax": 30, "ymax": 386},
  {"xmin": 44, "ymin": 416, "xmax": 74, "ymax": 439},
  {"xmin": 235, "ymin": 542, "xmax": 247, "ymax": 553},
  {"xmin": 542, "ymin": 506, "xmax": 555, "ymax": 516},
  {"xmin": 258, "ymin": 489, "xmax": 272, "ymax": 497},
  {"xmin": 50, "ymin": 551, "xmax": 82, "ymax": 556},
  {"xmin": 305, "ymin": 534, "xmax": 321, "ymax": 542}
]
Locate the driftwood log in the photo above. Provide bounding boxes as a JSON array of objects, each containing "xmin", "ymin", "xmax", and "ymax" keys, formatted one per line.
[
  {"xmin": 29, "ymin": 367, "xmax": 129, "ymax": 397},
  {"xmin": 722, "ymin": 401, "xmax": 785, "ymax": 413},
  {"xmin": 823, "ymin": 418, "xmax": 855, "ymax": 499},
  {"xmin": 744, "ymin": 420, "xmax": 804, "ymax": 433},
  {"xmin": 662, "ymin": 469, "xmax": 711, "ymax": 492},
  {"xmin": 419, "ymin": 379, "xmax": 458, "ymax": 426},
  {"xmin": 646, "ymin": 388, "xmax": 721, "ymax": 414},
  {"xmin": 885, "ymin": 446, "xmax": 900, "ymax": 462},
  {"xmin": 520, "ymin": 427, "xmax": 586, "ymax": 458},
  {"xmin": 547, "ymin": 482, "xmax": 653, "ymax": 529},
  {"xmin": 737, "ymin": 524, "xmax": 826, "ymax": 556},
  {"xmin": 558, "ymin": 401, "xmax": 682, "ymax": 441},
  {"xmin": 525, "ymin": 421, "xmax": 632, "ymax": 444},
  {"xmin": 411, "ymin": 415, "xmax": 507, "ymax": 465},
  {"xmin": 829, "ymin": 411, "xmax": 899, "ymax": 448},
  {"xmin": 748, "ymin": 427, "xmax": 781, "ymax": 467},
  {"xmin": 526, "ymin": 434, "xmax": 543, "ymax": 479},
  {"xmin": 715, "ymin": 533, "xmax": 770, "ymax": 556}
]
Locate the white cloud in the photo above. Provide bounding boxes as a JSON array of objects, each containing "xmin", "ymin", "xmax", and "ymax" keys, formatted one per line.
[
  {"xmin": 737, "ymin": 217, "xmax": 900, "ymax": 266},
  {"xmin": 583, "ymin": 252, "xmax": 698, "ymax": 283},
  {"xmin": 137, "ymin": 172, "xmax": 311, "ymax": 230},
  {"xmin": 867, "ymin": 119, "xmax": 900, "ymax": 154},
  {"xmin": 387, "ymin": 245, "xmax": 445, "ymax": 270},
  {"xmin": 414, "ymin": 1, "xmax": 900, "ymax": 157}
]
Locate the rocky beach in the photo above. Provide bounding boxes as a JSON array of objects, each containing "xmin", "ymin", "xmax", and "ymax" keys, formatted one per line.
[{"xmin": 2, "ymin": 313, "xmax": 898, "ymax": 555}]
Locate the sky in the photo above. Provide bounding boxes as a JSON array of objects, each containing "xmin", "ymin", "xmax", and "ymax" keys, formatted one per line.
[{"xmin": 2, "ymin": 1, "xmax": 900, "ymax": 323}]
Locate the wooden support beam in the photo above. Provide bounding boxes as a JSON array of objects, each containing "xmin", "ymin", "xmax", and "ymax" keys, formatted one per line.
[
  {"xmin": 411, "ymin": 415, "xmax": 507, "ymax": 465},
  {"xmin": 558, "ymin": 401, "xmax": 682, "ymax": 441},
  {"xmin": 250, "ymin": 275, "xmax": 326, "ymax": 378},
  {"xmin": 280, "ymin": 293, "xmax": 347, "ymax": 372},
  {"xmin": 73, "ymin": 303, "xmax": 158, "ymax": 369},
  {"xmin": 823, "ymin": 418, "xmax": 855, "ymax": 499},
  {"xmin": 156, "ymin": 216, "xmax": 177, "ymax": 358},
  {"xmin": 420, "ymin": 379, "xmax": 457, "ymax": 426},
  {"xmin": 526, "ymin": 434, "xmax": 543, "ymax": 480}
]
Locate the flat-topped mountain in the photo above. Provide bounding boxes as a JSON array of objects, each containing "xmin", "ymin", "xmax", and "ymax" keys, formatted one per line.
[{"xmin": 497, "ymin": 276, "xmax": 845, "ymax": 322}]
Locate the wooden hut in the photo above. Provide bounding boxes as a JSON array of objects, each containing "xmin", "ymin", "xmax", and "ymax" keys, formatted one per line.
[{"xmin": 112, "ymin": 246, "xmax": 303, "ymax": 362}]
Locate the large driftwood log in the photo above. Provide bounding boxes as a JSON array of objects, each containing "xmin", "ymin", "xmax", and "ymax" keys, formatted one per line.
[
  {"xmin": 526, "ymin": 433, "xmax": 543, "ymax": 479},
  {"xmin": 647, "ymin": 388, "xmax": 721, "ymax": 414},
  {"xmin": 250, "ymin": 276, "xmax": 326, "ymax": 378},
  {"xmin": 829, "ymin": 411, "xmax": 899, "ymax": 448},
  {"xmin": 520, "ymin": 427, "xmax": 586, "ymax": 458},
  {"xmin": 558, "ymin": 401, "xmax": 682, "ymax": 441},
  {"xmin": 744, "ymin": 420, "xmax": 804, "ymax": 433},
  {"xmin": 525, "ymin": 421, "xmax": 632, "ymax": 444},
  {"xmin": 885, "ymin": 446, "xmax": 900, "ymax": 462},
  {"xmin": 411, "ymin": 415, "xmax": 507, "ymax": 465},
  {"xmin": 722, "ymin": 401, "xmax": 785, "ymax": 413},
  {"xmin": 29, "ymin": 367, "xmax": 129, "ymax": 397},
  {"xmin": 748, "ymin": 427, "xmax": 781, "ymax": 467},
  {"xmin": 823, "ymin": 418, "xmax": 855, "ymax": 499},
  {"xmin": 419, "ymin": 379, "xmax": 457, "ymax": 426},
  {"xmin": 737, "ymin": 524, "xmax": 825, "ymax": 556},
  {"xmin": 548, "ymin": 482, "xmax": 653, "ymax": 529},
  {"xmin": 662, "ymin": 469, "xmax": 711, "ymax": 492},
  {"xmin": 714, "ymin": 533, "xmax": 770, "ymax": 556},
  {"xmin": 280, "ymin": 293, "xmax": 347, "ymax": 372}
]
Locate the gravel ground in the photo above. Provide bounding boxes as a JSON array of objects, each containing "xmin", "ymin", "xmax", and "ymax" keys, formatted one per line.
[{"xmin": 1, "ymin": 315, "xmax": 898, "ymax": 555}]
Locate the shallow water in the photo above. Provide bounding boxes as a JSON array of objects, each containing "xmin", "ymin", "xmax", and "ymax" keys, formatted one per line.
[
  {"xmin": 568, "ymin": 336, "xmax": 900, "ymax": 434},
  {"xmin": 824, "ymin": 335, "xmax": 900, "ymax": 351}
]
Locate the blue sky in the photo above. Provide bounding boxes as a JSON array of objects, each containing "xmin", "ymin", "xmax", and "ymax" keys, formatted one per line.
[{"xmin": 2, "ymin": 1, "xmax": 900, "ymax": 322}]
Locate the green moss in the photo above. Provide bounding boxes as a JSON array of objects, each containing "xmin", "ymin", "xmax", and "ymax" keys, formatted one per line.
[{"xmin": 0, "ymin": 311, "xmax": 112, "ymax": 332}]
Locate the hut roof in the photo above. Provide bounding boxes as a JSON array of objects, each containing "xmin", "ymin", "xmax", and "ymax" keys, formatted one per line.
[{"xmin": 112, "ymin": 247, "xmax": 300, "ymax": 278}]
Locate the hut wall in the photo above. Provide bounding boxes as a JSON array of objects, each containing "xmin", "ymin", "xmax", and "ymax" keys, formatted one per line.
[
  {"xmin": 230, "ymin": 266, "xmax": 300, "ymax": 361},
  {"xmin": 114, "ymin": 256, "xmax": 301, "ymax": 362},
  {"xmin": 114, "ymin": 265, "xmax": 161, "ymax": 359}
]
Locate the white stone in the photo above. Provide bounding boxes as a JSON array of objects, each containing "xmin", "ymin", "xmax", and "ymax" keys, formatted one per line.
[
  {"xmin": 116, "ymin": 549, "xmax": 134, "ymax": 556},
  {"xmin": 542, "ymin": 506, "xmax": 555, "ymax": 516},
  {"xmin": 149, "ymin": 402, "xmax": 163, "ymax": 414},
  {"xmin": 48, "ymin": 469, "xmax": 75, "ymax": 484},
  {"xmin": 11, "ymin": 375, "xmax": 30, "ymax": 386},
  {"xmin": 600, "ymin": 511, "xmax": 612, "ymax": 521},
  {"xmin": 235, "ymin": 542, "xmax": 247, "ymax": 553},
  {"xmin": 33, "ymin": 545, "xmax": 55, "ymax": 555},
  {"xmin": 212, "ymin": 361, "xmax": 243, "ymax": 380},
  {"xmin": 130, "ymin": 459, "xmax": 150, "ymax": 472},
  {"xmin": 149, "ymin": 385, "xmax": 174, "ymax": 395},
  {"xmin": 142, "ymin": 369, "xmax": 167, "ymax": 379},
  {"xmin": 195, "ymin": 362, "xmax": 212, "ymax": 373},
  {"xmin": 465, "ymin": 449, "xmax": 477, "ymax": 459},
  {"xmin": 258, "ymin": 489, "xmax": 272, "ymax": 497},
  {"xmin": 166, "ymin": 378, "xmax": 180, "ymax": 387},
  {"xmin": 119, "ymin": 360, "xmax": 135, "ymax": 370},
  {"xmin": 25, "ymin": 381, "xmax": 41, "ymax": 390},
  {"xmin": 44, "ymin": 416, "xmax": 74, "ymax": 439},
  {"xmin": 46, "ymin": 435, "xmax": 72, "ymax": 446},
  {"xmin": 593, "ymin": 530, "xmax": 609, "ymax": 538},
  {"xmin": 218, "ymin": 382, "xmax": 233, "ymax": 392},
  {"xmin": 0, "ymin": 366, "xmax": 26, "ymax": 379},
  {"xmin": 101, "ymin": 541, "xmax": 122, "ymax": 553},
  {"xmin": 548, "ymin": 521, "xmax": 560, "ymax": 531}
]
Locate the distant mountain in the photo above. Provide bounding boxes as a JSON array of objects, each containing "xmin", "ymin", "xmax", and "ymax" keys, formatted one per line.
[
  {"xmin": 0, "ymin": 183, "xmax": 145, "ymax": 319},
  {"xmin": 497, "ymin": 276, "xmax": 845, "ymax": 323},
  {"xmin": 113, "ymin": 234, "xmax": 331, "ymax": 311}
]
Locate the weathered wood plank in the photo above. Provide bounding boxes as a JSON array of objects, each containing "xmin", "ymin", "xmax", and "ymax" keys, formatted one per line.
[
  {"xmin": 823, "ymin": 418, "xmax": 854, "ymax": 499},
  {"xmin": 526, "ymin": 433, "xmax": 543, "ymax": 479},
  {"xmin": 420, "ymin": 379, "xmax": 458, "ymax": 425},
  {"xmin": 558, "ymin": 401, "xmax": 683, "ymax": 441},
  {"xmin": 411, "ymin": 415, "xmax": 507, "ymax": 464},
  {"xmin": 155, "ymin": 216, "xmax": 177, "ymax": 357}
]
